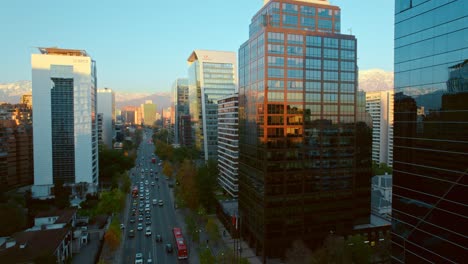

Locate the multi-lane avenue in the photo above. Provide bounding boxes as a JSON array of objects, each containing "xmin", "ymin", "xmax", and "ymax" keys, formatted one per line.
[{"xmin": 121, "ymin": 129, "xmax": 182, "ymax": 264}]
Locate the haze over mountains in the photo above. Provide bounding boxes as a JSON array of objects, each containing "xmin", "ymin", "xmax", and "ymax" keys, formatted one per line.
[
  {"xmin": 0, "ymin": 81, "xmax": 171, "ymax": 110},
  {"xmin": 2, "ymin": 69, "xmax": 441, "ymax": 110}
]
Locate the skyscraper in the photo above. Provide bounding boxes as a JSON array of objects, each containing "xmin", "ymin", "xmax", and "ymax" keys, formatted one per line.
[
  {"xmin": 238, "ymin": 0, "xmax": 371, "ymax": 259},
  {"xmin": 31, "ymin": 47, "xmax": 98, "ymax": 198},
  {"xmin": 365, "ymin": 90, "xmax": 394, "ymax": 166},
  {"xmin": 187, "ymin": 50, "xmax": 237, "ymax": 161},
  {"xmin": 172, "ymin": 78, "xmax": 189, "ymax": 145},
  {"xmin": 217, "ymin": 93, "xmax": 239, "ymax": 198},
  {"xmin": 97, "ymin": 88, "xmax": 115, "ymax": 148},
  {"xmin": 141, "ymin": 100, "xmax": 156, "ymax": 126},
  {"xmin": 392, "ymin": 1, "xmax": 467, "ymax": 262}
]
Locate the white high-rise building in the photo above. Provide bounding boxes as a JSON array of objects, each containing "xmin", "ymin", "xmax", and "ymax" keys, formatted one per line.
[
  {"xmin": 365, "ymin": 90, "xmax": 394, "ymax": 166},
  {"xmin": 97, "ymin": 88, "xmax": 115, "ymax": 148},
  {"xmin": 217, "ymin": 93, "xmax": 239, "ymax": 197},
  {"xmin": 187, "ymin": 50, "xmax": 237, "ymax": 161},
  {"xmin": 31, "ymin": 47, "xmax": 99, "ymax": 198}
]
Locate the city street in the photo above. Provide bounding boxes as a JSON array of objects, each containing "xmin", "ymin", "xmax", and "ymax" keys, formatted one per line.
[{"xmin": 121, "ymin": 129, "xmax": 185, "ymax": 264}]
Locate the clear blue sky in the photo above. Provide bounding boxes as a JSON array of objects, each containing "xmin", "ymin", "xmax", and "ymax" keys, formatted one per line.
[{"xmin": 0, "ymin": 0, "xmax": 394, "ymax": 93}]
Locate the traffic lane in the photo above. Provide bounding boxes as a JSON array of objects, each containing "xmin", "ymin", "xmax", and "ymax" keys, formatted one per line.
[{"xmin": 152, "ymin": 176, "xmax": 172, "ymax": 264}]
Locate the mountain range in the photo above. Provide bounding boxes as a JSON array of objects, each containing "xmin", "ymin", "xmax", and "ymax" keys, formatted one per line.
[{"xmin": 0, "ymin": 81, "xmax": 171, "ymax": 110}]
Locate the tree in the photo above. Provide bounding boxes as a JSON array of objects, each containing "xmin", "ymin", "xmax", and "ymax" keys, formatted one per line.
[
  {"xmin": 105, "ymin": 217, "xmax": 122, "ymax": 252},
  {"xmin": 346, "ymin": 235, "xmax": 371, "ymax": 264},
  {"xmin": 0, "ymin": 203, "xmax": 26, "ymax": 236},
  {"xmin": 53, "ymin": 180, "xmax": 71, "ymax": 209},
  {"xmin": 196, "ymin": 160, "xmax": 218, "ymax": 213},
  {"xmin": 199, "ymin": 247, "xmax": 216, "ymax": 264},
  {"xmin": 285, "ymin": 240, "xmax": 313, "ymax": 264},
  {"xmin": 121, "ymin": 172, "xmax": 132, "ymax": 193},
  {"xmin": 185, "ymin": 215, "xmax": 199, "ymax": 242},
  {"xmin": 206, "ymin": 217, "xmax": 220, "ymax": 243},
  {"xmin": 177, "ymin": 160, "xmax": 199, "ymax": 211},
  {"xmin": 162, "ymin": 161, "xmax": 174, "ymax": 178}
]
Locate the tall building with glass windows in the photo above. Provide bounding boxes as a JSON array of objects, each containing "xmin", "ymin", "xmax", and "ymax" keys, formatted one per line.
[
  {"xmin": 31, "ymin": 47, "xmax": 99, "ymax": 198},
  {"xmin": 392, "ymin": 1, "xmax": 467, "ymax": 263},
  {"xmin": 97, "ymin": 88, "xmax": 115, "ymax": 149},
  {"xmin": 238, "ymin": 0, "xmax": 372, "ymax": 259},
  {"xmin": 172, "ymin": 78, "xmax": 189, "ymax": 145},
  {"xmin": 187, "ymin": 50, "xmax": 237, "ymax": 161},
  {"xmin": 365, "ymin": 90, "xmax": 394, "ymax": 166},
  {"xmin": 141, "ymin": 100, "xmax": 157, "ymax": 126},
  {"xmin": 218, "ymin": 93, "xmax": 239, "ymax": 197}
]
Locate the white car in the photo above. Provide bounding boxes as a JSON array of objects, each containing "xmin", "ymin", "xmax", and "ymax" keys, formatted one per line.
[
  {"xmin": 152, "ymin": 199, "xmax": 157, "ymax": 205},
  {"xmin": 137, "ymin": 223, "xmax": 143, "ymax": 231},
  {"xmin": 135, "ymin": 253, "xmax": 143, "ymax": 264},
  {"xmin": 145, "ymin": 227, "xmax": 152, "ymax": 236}
]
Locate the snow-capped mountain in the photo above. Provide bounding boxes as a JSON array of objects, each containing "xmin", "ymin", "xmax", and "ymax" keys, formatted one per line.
[
  {"xmin": 358, "ymin": 69, "xmax": 394, "ymax": 92},
  {"xmin": 0, "ymin": 80, "xmax": 171, "ymax": 109},
  {"xmin": 0, "ymin": 80, "xmax": 32, "ymax": 103}
]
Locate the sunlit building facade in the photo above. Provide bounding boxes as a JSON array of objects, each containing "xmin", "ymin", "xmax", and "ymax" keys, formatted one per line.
[
  {"xmin": 31, "ymin": 47, "xmax": 99, "ymax": 198},
  {"xmin": 187, "ymin": 50, "xmax": 237, "ymax": 161},
  {"xmin": 97, "ymin": 88, "xmax": 115, "ymax": 148},
  {"xmin": 392, "ymin": 1, "xmax": 468, "ymax": 263},
  {"xmin": 141, "ymin": 100, "xmax": 156, "ymax": 126},
  {"xmin": 365, "ymin": 90, "xmax": 394, "ymax": 166},
  {"xmin": 238, "ymin": 0, "xmax": 372, "ymax": 259}
]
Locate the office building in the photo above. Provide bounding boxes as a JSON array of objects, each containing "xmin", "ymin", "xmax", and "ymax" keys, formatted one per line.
[
  {"xmin": 187, "ymin": 50, "xmax": 237, "ymax": 161},
  {"xmin": 393, "ymin": 1, "xmax": 467, "ymax": 262},
  {"xmin": 97, "ymin": 88, "xmax": 115, "ymax": 148},
  {"xmin": 172, "ymin": 78, "xmax": 189, "ymax": 145},
  {"xmin": 238, "ymin": 0, "xmax": 372, "ymax": 258},
  {"xmin": 141, "ymin": 100, "xmax": 156, "ymax": 126},
  {"xmin": 31, "ymin": 47, "xmax": 98, "ymax": 198},
  {"xmin": 365, "ymin": 90, "xmax": 394, "ymax": 166},
  {"xmin": 218, "ymin": 93, "xmax": 239, "ymax": 198}
]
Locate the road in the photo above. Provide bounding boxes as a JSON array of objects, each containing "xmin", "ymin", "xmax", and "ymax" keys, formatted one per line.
[{"xmin": 121, "ymin": 128, "xmax": 185, "ymax": 264}]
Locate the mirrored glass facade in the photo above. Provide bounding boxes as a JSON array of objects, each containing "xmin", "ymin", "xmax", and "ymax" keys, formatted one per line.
[
  {"xmin": 239, "ymin": 0, "xmax": 371, "ymax": 259},
  {"xmin": 392, "ymin": 0, "xmax": 468, "ymax": 262},
  {"xmin": 51, "ymin": 78, "xmax": 75, "ymax": 183},
  {"xmin": 172, "ymin": 78, "xmax": 189, "ymax": 145}
]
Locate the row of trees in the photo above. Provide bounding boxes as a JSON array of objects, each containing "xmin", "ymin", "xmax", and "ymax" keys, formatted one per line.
[{"xmin": 285, "ymin": 233, "xmax": 391, "ymax": 264}]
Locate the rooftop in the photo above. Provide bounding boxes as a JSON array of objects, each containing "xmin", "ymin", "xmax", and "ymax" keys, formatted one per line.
[
  {"xmin": 263, "ymin": 0, "xmax": 330, "ymax": 6},
  {"xmin": 0, "ymin": 228, "xmax": 69, "ymax": 263},
  {"xmin": 38, "ymin": 47, "xmax": 89, "ymax": 57},
  {"xmin": 35, "ymin": 209, "xmax": 77, "ymax": 224}
]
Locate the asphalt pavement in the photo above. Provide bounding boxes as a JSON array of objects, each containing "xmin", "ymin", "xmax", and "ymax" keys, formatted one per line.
[{"xmin": 121, "ymin": 129, "xmax": 181, "ymax": 264}]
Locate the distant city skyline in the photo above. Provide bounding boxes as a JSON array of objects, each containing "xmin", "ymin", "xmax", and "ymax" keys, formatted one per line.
[{"xmin": 0, "ymin": 0, "xmax": 394, "ymax": 93}]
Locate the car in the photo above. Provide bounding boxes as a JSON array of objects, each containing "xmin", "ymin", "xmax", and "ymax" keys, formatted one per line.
[
  {"xmin": 165, "ymin": 243, "xmax": 173, "ymax": 253},
  {"xmin": 165, "ymin": 177, "xmax": 169, "ymax": 180},
  {"xmin": 135, "ymin": 253, "xmax": 143, "ymax": 264},
  {"xmin": 155, "ymin": 234, "xmax": 162, "ymax": 242},
  {"xmin": 158, "ymin": 200, "xmax": 164, "ymax": 206},
  {"xmin": 145, "ymin": 227, "xmax": 152, "ymax": 236},
  {"xmin": 152, "ymin": 199, "xmax": 157, "ymax": 205},
  {"xmin": 147, "ymin": 257, "xmax": 153, "ymax": 264},
  {"xmin": 151, "ymin": 182, "xmax": 155, "ymax": 186},
  {"xmin": 146, "ymin": 220, "xmax": 151, "ymax": 225},
  {"xmin": 128, "ymin": 230, "xmax": 135, "ymax": 238},
  {"xmin": 120, "ymin": 224, "xmax": 125, "ymax": 229},
  {"xmin": 137, "ymin": 223, "xmax": 143, "ymax": 231},
  {"xmin": 138, "ymin": 216, "xmax": 143, "ymax": 222},
  {"xmin": 130, "ymin": 218, "xmax": 135, "ymax": 224}
]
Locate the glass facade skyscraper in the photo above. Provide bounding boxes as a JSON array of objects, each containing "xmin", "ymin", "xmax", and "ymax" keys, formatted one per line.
[
  {"xmin": 172, "ymin": 78, "xmax": 189, "ymax": 145},
  {"xmin": 238, "ymin": 0, "xmax": 372, "ymax": 259},
  {"xmin": 392, "ymin": 0, "xmax": 467, "ymax": 262},
  {"xmin": 31, "ymin": 47, "xmax": 98, "ymax": 198},
  {"xmin": 187, "ymin": 50, "xmax": 237, "ymax": 161}
]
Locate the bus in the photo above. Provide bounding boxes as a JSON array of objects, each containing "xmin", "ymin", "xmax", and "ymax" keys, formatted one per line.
[
  {"xmin": 132, "ymin": 186, "xmax": 139, "ymax": 198},
  {"xmin": 172, "ymin": 227, "xmax": 188, "ymax": 259},
  {"xmin": 152, "ymin": 157, "xmax": 156, "ymax": 164}
]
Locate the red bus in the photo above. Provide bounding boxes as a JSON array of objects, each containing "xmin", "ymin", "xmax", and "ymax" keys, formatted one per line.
[
  {"xmin": 172, "ymin": 227, "xmax": 188, "ymax": 259},
  {"xmin": 132, "ymin": 186, "xmax": 138, "ymax": 198},
  {"xmin": 152, "ymin": 157, "xmax": 156, "ymax": 164}
]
